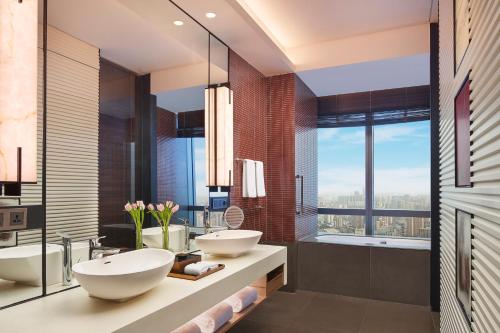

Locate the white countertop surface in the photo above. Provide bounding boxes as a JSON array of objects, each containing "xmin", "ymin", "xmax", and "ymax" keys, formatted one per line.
[{"xmin": 1, "ymin": 245, "xmax": 287, "ymax": 333}]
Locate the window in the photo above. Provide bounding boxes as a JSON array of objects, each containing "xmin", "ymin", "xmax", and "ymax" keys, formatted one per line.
[
  {"xmin": 318, "ymin": 127, "xmax": 365, "ymax": 209},
  {"xmin": 374, "ymin": 122, "xmax": 431, "ymax": 211},
  {"xmin": 318, "ymin": 120, "xmax": 431, "ymax": 239}
]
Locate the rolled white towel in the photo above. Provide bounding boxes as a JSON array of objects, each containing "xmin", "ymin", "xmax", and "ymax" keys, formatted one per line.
[
  {"xmin": 193, "ymin": 302, "xmax": 233, "ymax": 333},
  {"xmin": 224, "ymin": 286, "xmax": 258, "ymax": 313},
  {"xmin": 184, "ymin": 261, "xmax": 218, "ymax": 276},
  {"xmin": 171, "ymin": 321, "xmax": 201, "ymax": 333}
]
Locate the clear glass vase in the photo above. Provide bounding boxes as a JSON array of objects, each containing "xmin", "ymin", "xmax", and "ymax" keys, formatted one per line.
[
  {"xmin": 135, "ymin": 226, "xmax": 143, "ymax": 249},
  {"xmin": 162, "ymin": 227, "xmax": 169, "ymax": 250}
]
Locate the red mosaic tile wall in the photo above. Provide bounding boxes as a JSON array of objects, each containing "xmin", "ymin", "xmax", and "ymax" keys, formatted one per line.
[
  {"xmin": 294, "ymin": 76, "xmax": 318, "ymax": 240},
  {"xmin": 157, "ymin": 107, "xmax": 177, "ymax": 202},
  {"xmin": 229, "ymin": 52, "xmax": 318, "ymax": 243},
  {"xmin": 267, "ymin": 73, "xmax": 297, "ymax": 243},
  {"xmin": 229, "ymin": 50, "xmax": 270, "ymax": 241}
]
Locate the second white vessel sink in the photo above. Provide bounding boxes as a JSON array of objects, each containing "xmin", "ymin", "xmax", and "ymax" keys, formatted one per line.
[
  {"xmin": 73, "ymin": 248, "xmax": 174, "ymax": 301},
  {"xmin": 142, "ymin": 225, "xmax": 186, "ymax": 251},
  {"xmin": 195, "ymin": 230, "xmax": 262, "ymax": 257}
]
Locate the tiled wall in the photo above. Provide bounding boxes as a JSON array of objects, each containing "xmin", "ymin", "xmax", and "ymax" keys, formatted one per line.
[
  {"xmin": 156, "ymin": 107, "xmax": 177, "ymax": 203},
  {"xmin": 229, "ymin": 50, "xmax": 270, "ymax": 241},
  {"xmin": 294, "ymin": 77, "xmax": 318, "ymax": 240},
  {"xmin": 267, "ymin": 74, "xmax": 297, "ymax": 243},
  {"xmin": 228, "ymin": 52, "xmax": 318, "ymax": 243}
]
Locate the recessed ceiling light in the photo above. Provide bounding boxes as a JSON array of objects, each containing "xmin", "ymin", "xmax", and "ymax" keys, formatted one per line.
[
  {"xmin": 205, "ymin": 12, "xmax": 216, "ymax": 19},
  {"xmin": 173, "ymin": 20, "xmax": 184, "ymax": 26}
]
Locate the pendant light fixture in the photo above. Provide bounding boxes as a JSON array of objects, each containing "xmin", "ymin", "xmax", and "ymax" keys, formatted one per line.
[{"xmin": 0, "ymin": 0, "xmax": 39, "ymax": 195}]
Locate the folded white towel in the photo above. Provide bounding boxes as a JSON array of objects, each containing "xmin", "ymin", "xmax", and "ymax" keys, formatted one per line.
[
  {"xmin": 254, "ymin": 161, "xmax": 266, "ymax": 197},
  {"xmin": 224, "ymin": 286, "xmax": 258, "ymax": 313},
  {"xmin": 171, "ymin": 321, "xmax": 202, "ymax": 333},
  {"xmin": 193, "ymin": 302, "xmax": 233, "ymax": 333},
  {"xmin": 242, "ymin": 159, "xmax": 257, "ymax": 198},
  {"xmin": 184, "ymin": 261, "xmax": 218, "ymax": 276}
]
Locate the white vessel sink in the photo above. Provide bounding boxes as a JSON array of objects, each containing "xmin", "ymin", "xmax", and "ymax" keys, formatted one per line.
[
  {"xmin": 143, "ymin": 225, "xmax": 186, "ymax": 251},
  {"xmin": 73, "ymin": 248, "xmax": 174, "ymax": 301},
  {"xmin": 195, "ymin": 230, "xmax": 262, "ymax": 257}
]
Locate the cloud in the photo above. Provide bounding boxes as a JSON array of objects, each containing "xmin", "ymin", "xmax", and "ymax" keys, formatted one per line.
[
  {"xmin": 318, "ymin": 122, "xmax": 429, "ymax": 146},
  {"xmin": 319, "ymin": 166, "xmax": 430, "ymax": 196}
]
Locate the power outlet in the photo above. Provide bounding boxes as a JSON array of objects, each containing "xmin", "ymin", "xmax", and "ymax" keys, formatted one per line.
[
  {"xmin": 0, "ymin": 208, "xmax": 27, "ymax": 231},
  {"xmin": 10, "ymin": 211, "xmax": 25, "ymax": 226}
]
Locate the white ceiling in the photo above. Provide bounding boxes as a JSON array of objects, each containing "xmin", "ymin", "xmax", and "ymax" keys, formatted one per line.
[
  {"xmin": 176, "ymin": 0, "xmax": 436, "ymax": 75},
  {"xmin": 297, "ymin": 54, "xmax": 430, "ymax": 96},
  {"xmin": 238, "ymin": 0, "xmax": 437, "ymax": 49},
  {"xmin": 47, "ymin": 0, "xmax": 209, "ymax": 74},
  {"xmin": 156, "ymin": 85, "xmax": 205, "ymax": 113}
]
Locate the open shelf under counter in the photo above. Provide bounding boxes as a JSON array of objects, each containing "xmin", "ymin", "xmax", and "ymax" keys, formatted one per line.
[{"xmin": 0, "ymin": 244, "xmax": 287, "ymax": 333}]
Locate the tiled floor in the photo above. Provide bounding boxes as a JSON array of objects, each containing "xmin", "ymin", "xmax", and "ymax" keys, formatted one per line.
[{"xmin": 229, "ymin": 291, "xmax": 440, "ymax": 333}]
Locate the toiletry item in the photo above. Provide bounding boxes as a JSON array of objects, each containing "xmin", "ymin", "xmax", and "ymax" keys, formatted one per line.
[
  {"xmin": 224, "ymin": 286, "xmax": 258, "ymax": 313},
  {"xmin": 193, "ymin": 302, "xmax": 233, "ymax": 333},
  {"xmin": 242, "ymin": 159, "xmax": 256, "ymax": 198},
  {"xmin": 184, "ymin": 261, "xmax": 218, "ymax": 276},
  {"xmin": 255, "ymin": 161, "xmax": 266, "ymax": 197},
  {"xmin": 171, "ymin": 321, "xmax": 201, "ymax": 333}
]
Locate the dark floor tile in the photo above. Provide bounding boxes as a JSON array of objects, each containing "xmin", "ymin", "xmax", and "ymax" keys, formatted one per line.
[
  {"xmin": 228, "ymin": 318, "xmax": 289, "ymax": 333},
  {"xmin": 245, "ymin": 291, "xmax": 315, "ymax": 326},
  {"xmin": 359, "ymin": 299, "xmax": 434, "ymax": 333},
  {"xmin": 292, "ymin": 292, "xmax": 367, "ymax": 333}
]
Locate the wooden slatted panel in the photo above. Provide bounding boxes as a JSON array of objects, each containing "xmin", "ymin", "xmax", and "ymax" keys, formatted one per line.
[
  {"xmin": 18, "ymin": 26, "xmax": 99, "ymax": 245},
  {"xmin": 439, "ymin": 0, "xmax": 500, "ymax": 332}
]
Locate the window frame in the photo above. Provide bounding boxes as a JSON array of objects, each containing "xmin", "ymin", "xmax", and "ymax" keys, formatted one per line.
[{"xmin": 318, "ymin": 120, "xmax": 431, "ymax": 237}]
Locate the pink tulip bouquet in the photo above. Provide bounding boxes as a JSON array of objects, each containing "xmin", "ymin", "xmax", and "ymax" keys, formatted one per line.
[
  {"xmin": 124, "ymin": 200, "xmax": 145, "ymax": 249},
  {"xmin": 147, "ymin": 201, "xmax": 179, "ymax": 250}
]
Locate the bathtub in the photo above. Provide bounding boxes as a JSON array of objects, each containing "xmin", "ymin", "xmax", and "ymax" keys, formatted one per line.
[
  {"xmin": 313, "ymin": 234, "xmax": 430, "ymax": 250},
  {"xmin": 299, "ymin": 234, "xmax": 431, "ymax": 305},
  {"xmin": 0, "ymin": 242, "xmax": 90, "ymax": 286}
]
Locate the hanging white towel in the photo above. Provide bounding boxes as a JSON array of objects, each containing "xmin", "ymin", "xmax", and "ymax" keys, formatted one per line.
[
  {"xmin": 255, "ymin": 161, "xmax": 266, "ymax": 197},
  {"xmin": 242, "ymin": 159, "xmax": 257, "ymax": 198}
]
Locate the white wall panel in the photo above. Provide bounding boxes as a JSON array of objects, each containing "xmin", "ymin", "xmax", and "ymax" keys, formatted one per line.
[
  {"xmin": 439, "ymin": 0, "xmax": 500, "ymax": 332},
  {"xmin": 19, "ymin": 26, "xmax": 99, "ymax": 245}
]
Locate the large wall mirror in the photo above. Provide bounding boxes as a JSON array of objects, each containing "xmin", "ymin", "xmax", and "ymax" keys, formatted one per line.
[{"xmin": 0, "ymin": 0, "xmax": 228, "ymax": 309}]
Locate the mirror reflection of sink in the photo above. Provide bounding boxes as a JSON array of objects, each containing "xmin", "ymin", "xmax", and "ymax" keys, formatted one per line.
[
  {"xmin": 195, "ymin": 230, "xmax": 262, "ymax": 257},
  {"xmin": 73, "ymin": 248, "xmax": 174, "ymax": 301},
  {"xmin": 0, "ymin": 242, "xmax": 89, "ymax": 287},
  {"xmin": 142, "ymin": 225, "xmax": 186, "ymax": 251}
]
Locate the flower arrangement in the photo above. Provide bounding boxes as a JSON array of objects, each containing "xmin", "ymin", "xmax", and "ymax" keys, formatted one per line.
[
  {"xmin": 124, "ymin": 200, "xmax": 145, "ymax": 249},
  {"xmin": 147, "ymin": 201, "xmax": 179, "ymax": 250}
]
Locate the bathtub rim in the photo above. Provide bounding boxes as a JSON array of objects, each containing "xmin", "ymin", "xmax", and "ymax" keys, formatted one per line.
[{"xmin": 302, "ymin": 233, "xmax": 431, "ymax": 251}]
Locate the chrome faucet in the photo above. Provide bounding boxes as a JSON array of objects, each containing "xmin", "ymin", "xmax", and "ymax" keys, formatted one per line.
[
  {"xmin": 57, "ymin": 232, "xmax": 72, "ymax": 286},
  {"xmin": 178, "ymin": 217, "xmax": 191, "ymax": 251},
  {"xmin": 203, "ymin": 206, "xmax": 211, "ymax": 234},
  {"xmin": 88, "ymin": 236, "xmax": 119, "ymax": 260}
]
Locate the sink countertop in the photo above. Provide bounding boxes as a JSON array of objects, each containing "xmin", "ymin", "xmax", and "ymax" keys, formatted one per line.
[{"xmin": 1, "ymin": 244, "xmax": 287, "ymax": 333}]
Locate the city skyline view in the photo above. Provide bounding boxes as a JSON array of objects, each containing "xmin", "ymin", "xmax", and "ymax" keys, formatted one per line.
[{"xmin": 318, "ymin": 121, "xmax": 431, "ymax": 239}]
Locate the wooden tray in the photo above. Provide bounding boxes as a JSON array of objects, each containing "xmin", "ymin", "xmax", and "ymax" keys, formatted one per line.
[{"xmin": 168, "ymin": 264, "xmax": 225, "ymax": 280}]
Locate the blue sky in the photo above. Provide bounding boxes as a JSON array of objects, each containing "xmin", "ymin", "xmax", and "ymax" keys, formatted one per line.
[{"xmin": 318, "ymin": 121, "xmax": 430, "ymax": 196}]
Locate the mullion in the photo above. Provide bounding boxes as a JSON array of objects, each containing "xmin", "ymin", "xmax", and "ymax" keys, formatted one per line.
[{"xmin": 365, "ymin": 124, "xmax": 374, "ymax": 235}]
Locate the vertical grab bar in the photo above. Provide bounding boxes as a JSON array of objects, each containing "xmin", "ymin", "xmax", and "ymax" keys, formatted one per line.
[{"xmin": 296, "ymin": 175, "xmax": 304, "ymax": 215}]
